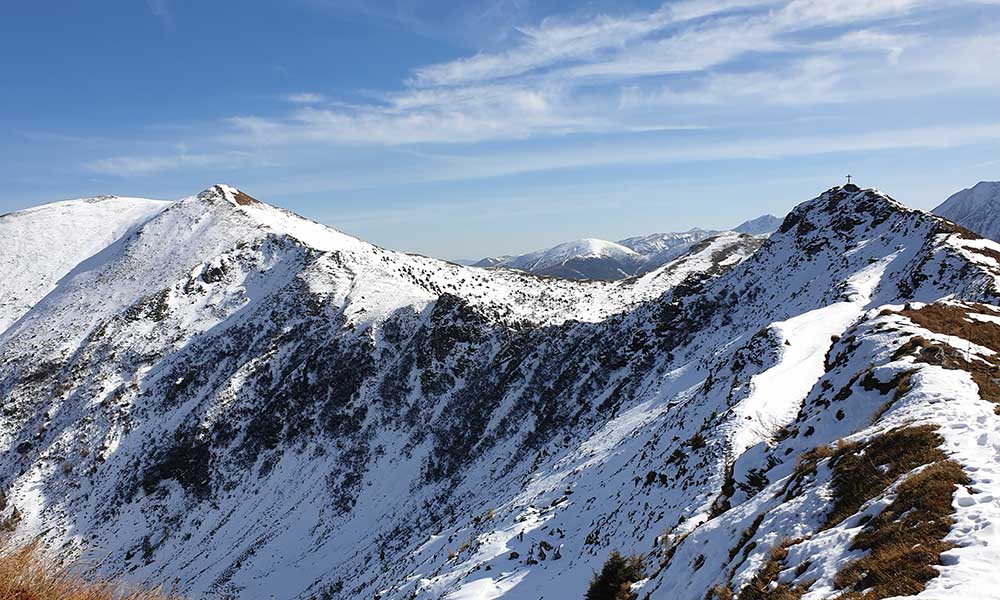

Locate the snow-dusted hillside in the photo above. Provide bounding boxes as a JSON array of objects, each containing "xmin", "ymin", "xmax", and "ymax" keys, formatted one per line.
[
  {"xmin": 933, "ymin": 181, "xmax": 1000, "ymax": 241},
  {"xmin": 618, "ymin": 228, "xmax": 718, "ymax": 258},
  {"xmin": 474, "ymin": 217, "xmax": 778, "ymax": 281},
  {"xmin": 0, "ymin": 195, "xmax": 171, "ymax": 333},
  {"xmin": 2, "ymin": 184, "xmax": 1000, "ymax": 600},
  {"xmin": 733, "ymin": 213, "xmax": 781, "ymax": 235},
  {"xmin": 501, "ymin": 238, "xmax": 644, "ymax": 280}
]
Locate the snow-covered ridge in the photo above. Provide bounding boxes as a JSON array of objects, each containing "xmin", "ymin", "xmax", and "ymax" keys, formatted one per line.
[
  {"xmin": 733, "ymin": 213, "xmax": 781, "ymax": 235},
  {"xmin": 2, "ymin": 184, "xmax": 1000, "ymax": 599},
  {"xmin": 0, "ymin": 194, "xmax": 171, "ymax": 334},
  {"xmin": 475, "ymin": 215, "xmax": 780, "ymax": 281},
  {"xmin": 618, "ymin": 228, "xmax": 718, "ymax": 256},
  {"xmin": 508, "ymin": 238, "xmax": 640, "ymax": 269}
]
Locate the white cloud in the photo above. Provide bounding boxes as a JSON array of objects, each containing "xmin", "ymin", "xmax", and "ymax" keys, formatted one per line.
[
  {"xmin": 410, "ymin": 0, "xmax": 784, "ymax": 87},
  {"xmin": 410, "ymin": 6, "xmax": 675, "ymax": 86},
  {"xmin": 227, "ymin": 82, "xmax": 660, "ymax": 145},
  {"xmin": 563, "ymin": 17, "xmax": 781, "ymax": 80},
  {"xmin": 284, "ymin": 93, "xmax": 327, "ymax": 104},
  {"xmin": 82, "ymin": 150, "xmax": 257, "ymax": 176},
  {"xmin": 83, "ymin": 0, "xmax": 1000, "ymax": 175},
  {"xmin": 147, "ymin": 0, "xmax": 174, "ymax": 30},
  {"xmin": 404, "ymin": 122, "xmax": 1000, "ymax": 182}
]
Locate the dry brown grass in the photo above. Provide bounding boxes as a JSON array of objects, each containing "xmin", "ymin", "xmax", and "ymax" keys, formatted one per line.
[
  {"xmin": 833, "ymin": 460, "xmax": 969, "ymax": 599},
  {"xmin": 896, "ymin": 304, "xmax": 1000, "ymax": 409},
  {"xmin": 825, "ymin": 425, "xmax": 947, "ymax": 529},
  {"xmin": 0, "ymin": 540, "xmax": 181, "ymax": 600},
  {"xmin": 770, "ymin": 420, "xmax": 967, "ymax": 599},
  {"xmin": 736, "ymin": 539, "xmax": 811, "ymax": 600},
  {"xmin": 899, "ymin": 336, "xmax": 1000, "ymax": 416},
  {"xmin": 707, "ymin": 584, "xmax": 734, "ymax": 600},
  {"xmin": 899, "ymin": 303, "xmax": 1000, "ymax": 355}
]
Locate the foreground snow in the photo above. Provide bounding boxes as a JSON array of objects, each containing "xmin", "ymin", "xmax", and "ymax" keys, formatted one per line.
[{"xmin": 1, "ymin": 184, "xmax": 999, "ymax": 599}]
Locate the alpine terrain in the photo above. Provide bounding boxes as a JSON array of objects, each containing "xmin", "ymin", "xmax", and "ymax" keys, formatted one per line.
[
  {"xmin": 933, "ymin": 182, "xmax": 1000, "ymax": 242},
  {"xmin": 2, "ymin": 184, "xmax": 1000, "ymax": 600},
  {"xmin": 472, "ymin": 216, "xmax": 780, "ymax": 281}
]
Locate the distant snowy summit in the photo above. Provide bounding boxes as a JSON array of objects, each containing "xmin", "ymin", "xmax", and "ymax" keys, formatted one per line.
[
  {"xmin": 933, "ymin": 181, "xmax": 1000, "ymax": 241},
  {"xmin": 472, "ymin": 215, "xmax": 781, "ymax": 280},
  {"xmin": 733, "ymin": 213, "xmax": 782, "ymax": 235}
]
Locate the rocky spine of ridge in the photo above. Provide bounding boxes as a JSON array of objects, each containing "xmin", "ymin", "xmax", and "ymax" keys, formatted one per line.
[{"xmin": 0, "ymin": 185, "xmax": 999, "ymax": 599}]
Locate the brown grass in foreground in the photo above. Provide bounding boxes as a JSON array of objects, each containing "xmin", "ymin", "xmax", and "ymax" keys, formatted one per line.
[
  {"xmin": 828, "ymin": 427, "xmax": 969, "ymax": 599},
  {"xmin": 0, "ymin": 540, "xmax": 181, "ymax": 600}
]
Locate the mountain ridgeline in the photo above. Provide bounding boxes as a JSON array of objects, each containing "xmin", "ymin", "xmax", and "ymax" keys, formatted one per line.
[
  {"xmin": 933, "ymin": 181, "xmax": 1000, "ymax": 242},
  {"xmin": 471, "ymin": 215, "xmax": 780, "ymax": 281},
  {"xmin": 2, "ymin": 184, "xmax": 1000, "ymax": 599}
]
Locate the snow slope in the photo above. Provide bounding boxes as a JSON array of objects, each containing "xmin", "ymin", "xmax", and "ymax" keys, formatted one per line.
[
  {"xmin": 475, "ymin": 216, "xmax": 780, "ymax": 281},
  {"xmin": 2, "ymin": 184, "xmax": 1000, "ymax": 600},
  {"xmin": 933, "ymin": 181, "xmax": 1000, "ymax": 241},
  {"xmin": 733, "ymin": 213, "xmax": 781, "ymax": 235},
  {"xmin": 0, "ymin": 195, "xmax": 171, "ymax": 333},
  {"xmin": 505, "ymin": 238, "xmax": 642, "ymax": 276},
  {"xmin": 618, "ymin": 228, "xmax": 718, "ymax": 258}
]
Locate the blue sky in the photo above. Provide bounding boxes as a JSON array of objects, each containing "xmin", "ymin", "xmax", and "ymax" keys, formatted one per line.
[{"xmin": 2, "ymin": 0, "xmax": 999, "ymax": 259}]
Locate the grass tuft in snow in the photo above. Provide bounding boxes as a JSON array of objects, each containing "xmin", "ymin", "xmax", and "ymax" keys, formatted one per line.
[
  {"xmin": 0, "ymin": 539, "xmax": 182, "ymax": 600},
  {"xmin": 833, "ymin": 458, "xmax": 969, "ymax": 598},
  {"xmin": 736, "ymin": 538, "xmax": 811, "ymax": 600},
  {"xmin": 825, "ymin": 425, "xmax": 948, "ymax": 529},
  {"xmin": 896, "ymin": 303, "xmax": 1000, "ymax": 411}
]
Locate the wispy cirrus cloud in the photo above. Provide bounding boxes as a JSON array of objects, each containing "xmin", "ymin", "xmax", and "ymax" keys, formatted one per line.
[
  {"xmin": 221, "ymin": 0, "xmax": 1000, "ymax": 147},
  {"xmin": 147, "ymin": 0, "xmax": 174, "ymax": 31},
  {"xmin": 82, "ymin": 149, "xmax": 260, "ymax": 176},
  {"xmin": 84, "ymin": 0, "xmax": 1000, "ymax": 177},
  {"xmin": 284, "ymin": 92, "xmax": 327, "ymax": 104}
]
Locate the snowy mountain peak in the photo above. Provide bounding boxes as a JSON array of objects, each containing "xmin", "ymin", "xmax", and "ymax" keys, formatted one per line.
[
  {"xmin": 522, "ymin": 238, "xmax": 640, "ymax": 263},
  {"xmin": 0, "ymin": 194, "xmax": 171, "ymax": 334},
  {"xmin": 4, "ymin": 183, "xmax": 1000, "ymax": 599},
  {"xmin": 933, "ymin": 181, "xmax": 1000, "ymax": 241},
  {"xmin": 173, "ymin": 184, "xmax": 370, "ymax": 256},
  {"xmin": 197, "ymin": 183, "xmax": 261, "ymax": 207},
  {"xmin": 781, "ymin": 185, "xmax": 904, "ymax": 231},
  {"xmin": 733, "ymin": 213, "xmax": 781, "ymax": 235},
  {"xmin": 492, "ymin": 237, "xmax": 645, "ymax": 280}
]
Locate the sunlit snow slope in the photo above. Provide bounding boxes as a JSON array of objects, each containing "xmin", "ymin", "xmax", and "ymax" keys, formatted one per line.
[
  {"xmin": 0, "ymin": 195, "xmax": 171, "ymax": 333},
  {"xmin": 2, "ymin": 184, "xmax": 1000, "ymax": 600},
  {"xmin": 933, "ymin": 181, "xmax": 1000, "ymax": 241}
]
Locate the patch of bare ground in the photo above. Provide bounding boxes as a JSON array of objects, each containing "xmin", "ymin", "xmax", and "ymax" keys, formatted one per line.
[
  {"xmin": 824, "ymin": 425, "xmax": 949, "ymax": 529},
  {"xmin": 894, "ymin": 303, "xmax": 1000, "ymax": 412},
  {"xmin": 770, "ymin": 425, "xmax": 966, "ymax": 599}
]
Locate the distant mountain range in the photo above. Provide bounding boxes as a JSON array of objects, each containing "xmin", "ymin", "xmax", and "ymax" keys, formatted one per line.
[
  {"xmin": 469, "ymin": 214, "xmax": 782, "ymax": 280},
  {"xmin": 933, "ymin": 181, "xmax": 1000, "ymax": 241}
]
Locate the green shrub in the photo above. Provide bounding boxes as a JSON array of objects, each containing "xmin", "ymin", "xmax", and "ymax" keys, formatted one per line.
[{"xmin": 585, "ymin": 551, "xmax": 646, "ymax": 600}]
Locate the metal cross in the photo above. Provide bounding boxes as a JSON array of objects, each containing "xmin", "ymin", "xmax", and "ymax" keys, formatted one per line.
[{"xmin": 846, "ymin": 174, "xmax": 853, "ymax": 184}]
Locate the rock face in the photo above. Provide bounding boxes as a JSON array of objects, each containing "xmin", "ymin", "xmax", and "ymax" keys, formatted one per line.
[
  {"xmin": 2, "ymin": 184, "xmax": 1000, "ymax": 599},
  {"xmin": 933, "ymin": 181, "xmax": 1000, "ymax": 241}
]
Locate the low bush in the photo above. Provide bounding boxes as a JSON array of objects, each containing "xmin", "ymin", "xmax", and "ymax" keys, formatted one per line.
[{"xmin": 585, "ymin": 551, "xmax": 646, "ymax": 600}]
